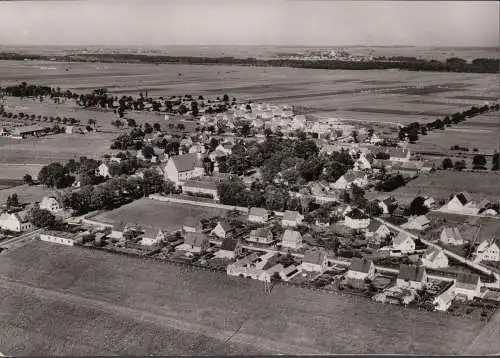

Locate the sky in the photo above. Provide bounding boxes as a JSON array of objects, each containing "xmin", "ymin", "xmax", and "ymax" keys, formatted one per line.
[{"xmin": 0, "ymin": 0, "xmax": 498, "ymax": 47}]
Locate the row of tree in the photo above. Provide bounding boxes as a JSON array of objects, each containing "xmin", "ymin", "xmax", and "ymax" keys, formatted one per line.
[{"xmin": 442, "ymin": 152, "xmax": 499, "ymax": 171}]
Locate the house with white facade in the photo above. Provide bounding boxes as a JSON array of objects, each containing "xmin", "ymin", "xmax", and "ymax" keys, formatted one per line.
[
  {"xmin": 354, "ymin": 152, "xmax": 374, "ymax": 171},
  {"xmin": 226, "ymin": 252, "xmax": 279, "ymax": 280},
  {"xmin": 248, "ymin": 207, "xmax": 269, "ymax": 223},
  {"xmin": 182, "ymin": 177, "xmax": 219, "ymax": 201},
  {"xmin": 39, "ymin": 230, "xmax": 83, "ymax": 246},
  {"xmin": 421, "ymin": 247, "xmax": 448, "ymax": 269},
  {"xmin": 164, "ymin": 153, "xmax": 205, "ymax": 185},
  {"xmin": 39, "ymin": 195, "xmax": 64, "ymax": 214},
  {"xmin": 346, "ymin": 257, "xmax": 375, "ymax": 283},
  {"xmin": 396, "ymin": 264, "xmax": 427, "ymax": 290},
  {"xmin": 440, "ymin": 227, "xmax": 466, "ymax": 246},
  {"xmin": 0, "ymin": 211, "xmax": 33, "ymax": 232},
  {"xmin": 454, "ymin": 273, "xmax": 482, "ymax": 301},
  {"xmin": 140, "ymin": 227, "xmax": 166, "ymax": 246},
  {"xmin": 392, "ymin": 232, "xmax": 415, "ymax": 253},
  {"xmin": 291, "ymin": 115, "xmax": 307, "ymax": 131},
  {"xmin": 210, "ymin": 220, "xmax": 234, "ymax": 240},
  {"xmin": 473, "ymin": 238, "xmax": 500, "ymax": 263},
  {"xmin": 300, "ymin": 249, "xmax": 328, "ymax": 272},
  {"xmin": 433, "ymin": 283, "xmax": 455, "ymax": 311},
  {"xmin": 96, "ymin": 162, "xmax": 112, "ymax": 179},
  {"xmin": 248, "ymin": 228, "xmax": 274, "ymax": 245},
  {"xmin": 441, "ymin": 192, "xmax": 480, "ymax": 216},
  {"xmin": 401, "ymin": 215, "xmax": 430, "ymax": 231},
  {"xmin": 176, "ymin": 232, "xmax": 210, "ymax": 254},
  {"xmin": 215, "ymin": 237, "xmax": 242, "ymax": 259},
  {"xmin": 388, "ymin": 148, "xmax": 411, "ymax": 162},
  {"xmin": 280, "ymin": 230, "xmax": 303, "ymax": 250},
  {"xmin": 281, "ymin": 210, "xmax": 304, "ymax": 228},
  {"xmin": 344, "ymin": 208, "xmax": 370, "ymax": 229},
  {"xmin": 333, "ymin": 170, "xmax": 369, "ymax": 190},
  {"xmin": 377, "ymin": 197, "xmax": 396, "ymax": 215},
  {"xmin": 364, "ymin": 220, "xmax": 391, "ymax": 240}
]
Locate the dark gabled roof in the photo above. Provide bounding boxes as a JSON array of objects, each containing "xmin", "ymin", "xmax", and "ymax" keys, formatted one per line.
[
  {"xmin": 456, "ymin": 192, "xmax": 472, "ymax": 205},
  {"xmin": 397, "ymin": 264, "xmax": 426, "ymax": 282},
  {"xmin": 283, "ymin": 210, "xmax": 302, "ymax": 222},
  {"xmin": 170, "ymin": 153, "xmax": 204, "ymax": 172},
  {"xmin": 456, "ymin": 273, "xmax": 480, "ymax": 288},
  {"xmin": 302, "ymin": 249, "xmax": 326, "ymax": 265},
  {"xmin": 216, "ymin": 220, "xmax": 233, "ymax": 232},
  {"xmin": 345, "ymin": 208, "xmax": 369, "ymax": 220},
  {"xmin": 349, "ymin": 257, "xmax": 373, "ymax": 273},
  {"xmin": 220, "ymin": 237, "xmax": 239, "ymax": 251},
  {"xmin": 251, "ymin": 227, "xmax": 272, "ymax": 238},
  {"xmin": 366, "ymin": 220, "xmax": 382, "ymax": 232},
  {"xmin": 249, "ymin": 207, "xmax": 268, "ymax": 218}
]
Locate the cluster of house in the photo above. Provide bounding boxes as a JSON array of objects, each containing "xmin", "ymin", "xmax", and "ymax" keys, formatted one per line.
[{"xmin": 440, "ymin": 191, "xmax": 498, "ymax": 217}]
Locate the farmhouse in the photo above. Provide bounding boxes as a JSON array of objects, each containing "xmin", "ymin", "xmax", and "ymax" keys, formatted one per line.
[
  {"xmin": 364, "ymin": 220, "xmax": 391, "ymax": 240},
  {"xmin": 454, "ymin": 273, "xmax": 482, "ymax": 301},
  {"xmin": 210, "ymin": 220, "xmax": 234, "ymax": 239},
  {"xmin": 440, "ymin": 227, "xmax": 466, "ymax": 246},
  {"xmin": 164, "ymin": 153, "xmax": 205, "ymax": 185},
  {"xmin": 280, "ymin": 229, "xmax": 303, "ymax": 250},
  {"xmin": 387, "ymin": 148, "xmax": 411, "ymax": 163},
  {"xmin": 248, "ymin": 228, "xmax": 274, "ymax": 245},
  {"xmin": 441, "ymin": 192, "xmax": 480, "ymax": 216},
  {"xmin": 248, "ymin": 207, "xmax": 269, "ymax": 223},
  {"xmin": 0, "ymin": 211, "xmax": 33, "ymax": 232},
  {"xmin": 333, "ymin": 170, "xmax": 368, "ymax": 190},
  {"xmin": 401, "ymin": 215, "xmax": 430, "ymax": 231},
  {"xmin": 421, "ymin": 247, "xmax": 448, "ymax": 269},
  {"xmin": 10, "ymin": 125, "xmax": 49, "ymax": 139},
  {"xmin": 177, "ymin": 232, "xmax": 210, "ymax": 254},
  {"xmin": 344, "ymin": 208, "xmax": 370, "ymax": 229},
  {"xmin": 354, "ymin": 152, "xmax": 374, "ymax": 171},
  {"xmin": 215, "ymin": 237, "xmax": 242, "ymax": 259},
  {"xmin": 396, "ymin": 264, "xmax": 427, "ymax": 290},
  {"xmin": 39, "ymin": 194, "xmax": 64, "ymax": 214},
  {"xmin": 433, "ymin": 283, "xmax": 455, "ymax": 311},
  {"xmin": 182, "ymin": 177, "xmax": 219, "ymax": 201},
  {"xmin": 281, "ymin": 210, "xmax": 304, "ymax": 228},
  {"xmin": 39, "ymin": 230, "xmax": 83, "ymax": 246},
  {"xmin": 378, "ymin": 197, "xmax": 396, "ymax": 214},
  {"xmin": 346, "ymin": 257, "xmax": 375, "ymax": 283},
  {"xmin": 96, "ymin": 162, "xmax": 112, "ymax": 179},
  {"xmin": 392, "ymin": 232, "xmax": 415, "ymax": 253},
  {"xmin": 300, "ymin": 249, "xmax": 328, "ymax": 273},
  {"xmin": 140, "ymin": 227, "xmax": 166, "ymax": 246},
  {"xmin": 473, "ymin": 238, "xmax": 500, "ymax": 263},
  {"xmin": 226, "ymin": 252, "xmax": 278, "ymax": 279}
]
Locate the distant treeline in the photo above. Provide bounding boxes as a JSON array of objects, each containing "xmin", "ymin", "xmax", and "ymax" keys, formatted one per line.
[{"xmin": 0, "ymin": 52, "xmax": 498, "ymax": 73}]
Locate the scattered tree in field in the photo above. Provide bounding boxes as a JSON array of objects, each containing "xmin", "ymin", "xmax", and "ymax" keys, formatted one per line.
[
  {"xmin": 472, "ymin": 154, "xmax": 487, "ymax": 169},
  {"xmin": 454, "ymin": 160, "xmax": 466, "ymax": 171},
  {"xmin": 144, "ymin": 122, "xmax": 153, "ymax": 134},
  {"xmin": 177, "ymin": 123, "xmax": 185, "ymax": 130},
  {"xmin": 191, "ymin": 101, "xmax": 199, "ymax": 116},
  {"xmin": 23, "ymin": 174, "xmax": 33, "ymax": 185},
  {"xmin": 442, "ymin": 158, "xmax": 453, "ymax": 170},
  {"xmin": 492, "ymin": 151, "xmax": 499, "ymax": 171},
  {"xmin": 222, "ymin": 94, "xmax": 229, "ymax": 102},
  {"xmin": 127, "ymin": 118, "xmax": 137, "ymax": 127},
  {"xmin": 153, "ymin": 122, "xmax": 161, "ymax": 132}
]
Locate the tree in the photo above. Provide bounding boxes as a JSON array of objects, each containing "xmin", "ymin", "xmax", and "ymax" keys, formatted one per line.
[
  {"xmin": 223, "ymin": 94, "xmax": 229, "ymax": 102},
  {"xmin": 492, "ymin": 151, "xmax": 499, "ymax": 171},
  {"xmin": 454, "ymin": 160, "xmax": 466, "ymax": 171},
  {"xmin": 38, "ymin": 162, "xmax": 72, "ymax": 188},
  {"xmin": 23, "ymin": 174, "xmax": 33, "ymax": 185},
  {"xmin": 88, "ymin": 118, "xmax": 96, "ymax": 128},
  {"xmin": 472, "ymin": 154, "xmax": 487, "ymax": 169},
  {"xmin": 6, "ymin": 194, "xmax": 19, "ymax": 208},
  {"xmin": 177, "ymin": 123, "xmax": 185, "ymax": 130},
  {"xmin": 29, "ymin": 208, "xmax": 57, "ymax": 229},
  {"xmin": 144, "ymin": 122, "xmax": 153, "ymax": 134},
  {"xmin": 442, "ymin": 158, "xmax": 453, "ymax": 170},
  {"xmin": 409, "ymin": 196, "xmax": 429, "ymax": 216},
  {"xmin": 153, "ymin": 122, "xmax": 161, "ymax": 132},
  {"xmin": 367, "ymin": 201, "xmax": 383, "ymax": 217},
  {"xmin": 90, "ymin": 185, "xmax": 113, "ymax": 210},
  {"xmin": 141, "ymin": 145, "xmax": 155, "ymax": 160},
  {"xmin": 191, "ymin": 101, "xmax": 199, "ymax": 116},
  {"xmin": 163, "ymin": 179, "xmax": 177, "ymax": 195},
  {"xmin": 127, "ymin": 118, "xmax": 137, "ymax": 127},
  {"xmin": 216, "ymin": 177, "xmax": 249, "ymax": 206}
]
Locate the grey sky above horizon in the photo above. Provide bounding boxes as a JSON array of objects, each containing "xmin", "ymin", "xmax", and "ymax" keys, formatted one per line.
[{"xmin": 0, "ymin": 0, "xmax": 498, "ymax": 47}]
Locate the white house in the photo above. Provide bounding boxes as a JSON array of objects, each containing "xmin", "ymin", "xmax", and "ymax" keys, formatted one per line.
[
  {"xmin": 440, "ymin": 227, "xmax": 466, "ymax": 246},
  {"xmin": 441, "ymin": 192, "xmax": 480, "ymax": 216},
  {"xmin": 39, "ymin": 230, "xmax": 82, "ymax": 246},
  {"xmin": 227, "ymin": 252, "xmax": 278, "ymax": 280},
  {"xmin": 344, "ymin": 209, "xmax": 370, "ymax": 230},
  {"xmin": 300, "ymin": 249, "xmax": 328, "ymax": 272},
  {"xmin": 473, "ymin": 238, "xmax": 500, "ymax": 263},
  {"xmin": 392, "ymin": 232, "xmax": 415, "ymax": 253},
  {"xmin": 280, "ymin": 229, "xmax": 303, "ymax": 250},
  {"xmin": 210, "ymin": 221, "xmax": 234, "ymax": 240},
  {"xmin": 281, "ymin": 210, "xmax": 304, "ymax": 228},
  {"xmin": 396, "ymin": 264, "xmax": 427, "ymax": 290},
  {"xmin": 333, "ymin": 170, "xmax": 369, "ymax": 190},
  {"xmin": 96, "ymin": 162, "xmax": 112, "ymax": 179},
  {"xmin": 39, "ymin": 195, "xmax": 64, "ymax": 214},
  {"xmin": 354, "ymin": 153, "xmax": 374, "ymax": 171},
  {"xmin": 388, "ymin": 148, "xmax": 411, "ymax": 163},
  {"xmin": 423, "ymin": 196, "xmax": 436, "ymax": 209},
  {"xmin": 454, "ymin": 273, "xmax": 482, "ymax": 301},
  {"xmin": 421, "ymin": 247, "xmax": 449, "ymax": 269},
  {"xmin": 433, "ymin": 283, "xmax": 455, "ymax": 311},
  {"xmin": 377, "ymin": 197, "xmax": 396, "ymax": 215},
  {"xmin": 346, "ymin": 257, "xmax": 375, "ymax": 281},
  {"xmin": 215, "ymin": 237, "xmax": 242, "ymax": 259},
  {"xmin": 182, "ymin": 178, "xmax": 219, "ymax": 201},
  {"xmin": 0, "ymin": 211, "xmax": 33, "ymax": 232},
  {"xmin": 248, "ymin": 228, "xmax": 274, "ymax": 245},
  {"xmin": 364, "ymin": 220, "xmax": 391, "ymax": 240},
  {"xmin": 291, "ymin": 115, "xmax": 307, "ymax": 131},
  {"xmin": 140, "ymin": 228, "xmax": 166, "ymax": 246},
  {"xmin": 248, "ymin": 207, "xmax": 269, "ymax": 223},
  {"xmin": 401, "ymin": 215, "xmax": 430, "ymax": 231},
  {"xmin": 164, "ymin": 153, "xmax": 205, "ymax": 185}
]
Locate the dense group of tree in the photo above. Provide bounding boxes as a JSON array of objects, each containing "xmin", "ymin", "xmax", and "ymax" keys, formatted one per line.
[
  {"xmin": 1, "ymin": 52, "xmax": 497, "ymax": 73},
  {"xmin": 399, "ymin": 103, "xmax": 499, "ymax": 143}
]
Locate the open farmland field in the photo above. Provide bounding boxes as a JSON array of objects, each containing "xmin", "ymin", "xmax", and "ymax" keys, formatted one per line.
[
  {"xmin": 0, "ymin": 163, "xmax": 44, "ymax": 181},
  {"xmin": 0, "ymin": 133, "xmax": 118, "ymax": 164},
  {"xmin": 0, "ymin": 184, "xmax": 53, "ymax": 205},
  {"xmin": 90, "ymin": 198, "xmax": 230, "ymax": 231},
  {"xmin": 0, "ymin": 60, "xmax": 497, "ymax": 127},
  {"xmin": 389, "ymin": 171, "xmax": 500, "ymax": 205},
  {"xmin": 0, "ymin": 239, "xmax": 493, "ymax": 355}
]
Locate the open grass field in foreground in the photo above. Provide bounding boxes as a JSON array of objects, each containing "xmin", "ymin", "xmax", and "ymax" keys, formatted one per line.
[
  {"xmin": 0, "ymin": 239, "xmax": 492, "ymax": 355},
  {"xmin": 90, "ymin": 198, "xmax": 229, "ymax": 231},
  {"xmin": 389, "ymin": 170, "xmax": 500, "ymax": 205}
]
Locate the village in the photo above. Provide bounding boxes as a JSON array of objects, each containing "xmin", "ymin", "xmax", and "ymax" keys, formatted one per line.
[{"xmin": 1, "ymin": 85, "xmax": 500, "ymax": 322}]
